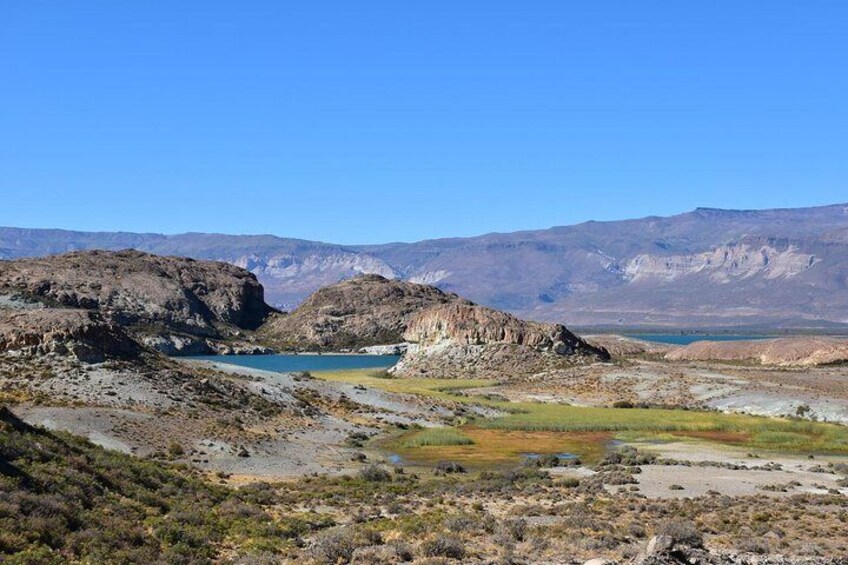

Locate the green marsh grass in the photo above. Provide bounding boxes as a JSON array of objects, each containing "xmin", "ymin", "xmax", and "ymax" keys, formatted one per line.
[{"xmin": 401, "ymin": 427, "xmax": 475, "ymax": 448}]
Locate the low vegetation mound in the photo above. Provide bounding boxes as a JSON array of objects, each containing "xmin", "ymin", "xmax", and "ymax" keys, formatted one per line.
[{"xmin": 665, "ymin": 336, "xmax": 848, "ymax": 366}]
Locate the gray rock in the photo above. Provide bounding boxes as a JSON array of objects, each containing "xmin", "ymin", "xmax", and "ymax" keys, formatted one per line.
[{"xmin": 646, "ymin": 534, "xmax": 675, "ymax": 555}]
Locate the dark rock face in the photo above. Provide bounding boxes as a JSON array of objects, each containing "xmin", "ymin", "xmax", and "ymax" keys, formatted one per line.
[
  {"xmin": 0, "ymin": 250, "xmax": 274, "ymax": 339},
  {"xmin": 260, "ymin": 274, "xmax": 471, "ymax": 348},
  {"xmin": 0, "ymin": 309, "xmax": 143, "ymax": 362}
]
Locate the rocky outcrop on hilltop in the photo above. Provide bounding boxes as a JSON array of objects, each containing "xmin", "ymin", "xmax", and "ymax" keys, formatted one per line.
[
  {"xmin": 260, "ymin": 274, "xmax": 471, "ymax": 348},
  {"xmin": 404, "ymin": 303, "xmax": 606, "ymax": 356},
  {"xmin": 391, "ymin": 303, "xmax": 608, "ymax": 379},
  {"xmin": 0, "ymin": 250, "xmax": 275, "ymax": 352},
  {"xmin": 665, "ymin": 337, "xmax": 848, "ymax": 366},
  {"xmin": 0, "ymin": 308, "xmax": 142, "ymax": 362}
]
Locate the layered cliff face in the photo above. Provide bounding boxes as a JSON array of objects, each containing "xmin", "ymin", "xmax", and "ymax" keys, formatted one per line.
[
  {"xmin": 0, "ymin": 308, "xmax": 143, "ymax": 362},
  {"xmin": 390, "ymin": 303, "xmax": 609, "ymax": 379},
  {"xmin": 0, "ymin": 250, "xmax": 274, "ymax": 340},
  {"xmin": 260, "ymin": 274, "xmax": 471, "ymax": 348},
  {"xmin": 624, "ymin": 243, "xmax": 818, "ymax": 283},
  {"xmin": 403, "ymin": 303, "xmax": 606, "ymax": 357}
]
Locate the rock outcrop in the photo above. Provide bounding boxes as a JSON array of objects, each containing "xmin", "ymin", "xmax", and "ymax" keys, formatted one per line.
[
  {"xmin": 0, "ymin": 250, "xmax": 275, "ymax": 345},
  {"xmin": 390, "ymin": 342, "xmax": 603, "ymax": 380},
  {"xmin": 0, "ymin": 308, "xmax": 143, "ymax": 362},
  {"xmin": 665, "ymin": 337, "xmax": 848, "ymax": 366},
  {"xmin": 403, "ymin": 303, "xmax": 605, "ymax": 356},
  {"xmin": 260, "ymin": 274, "xmax": 471, "ymax": 348},
  {"xmin": 392, "ymin": 305, "xmax": 608, "ymax": 379}
]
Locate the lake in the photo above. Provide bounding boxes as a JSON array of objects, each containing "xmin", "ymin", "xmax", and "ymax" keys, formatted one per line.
[
  {"xmin": 187, "ymin": 354, "xmax": 401, "ymax": 373},
  {"xmin": 625, "ymin": 334, "xmax": 771, "ymax": 345}
]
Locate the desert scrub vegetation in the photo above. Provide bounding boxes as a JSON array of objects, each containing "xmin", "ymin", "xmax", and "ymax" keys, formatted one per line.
[
  {"xmin": 400, "ymin": 427, "xmax": 475, "ymax": 448},
  {"xmin": 0, "ymin": 406, "xmax": 295, "ymax": 563}
]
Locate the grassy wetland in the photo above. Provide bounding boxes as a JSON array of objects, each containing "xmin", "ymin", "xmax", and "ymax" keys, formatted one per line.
[{"xmin": 315, "ymin": 368, "xmax": 848, "ymax": 467}]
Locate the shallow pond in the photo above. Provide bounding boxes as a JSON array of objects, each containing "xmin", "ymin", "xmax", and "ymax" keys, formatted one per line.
[
  {"xmin": 626, "ymin": 334, "xmax": 772, "ymax": 345},
  {"xmin": 186, "ymin": 354, "xmax": 400, "ymax": 373}
]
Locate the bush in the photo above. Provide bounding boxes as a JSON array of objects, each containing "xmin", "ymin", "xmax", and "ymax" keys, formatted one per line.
[
  {"xmin": 312, "ymin": 528, "xmax": 358, "ymax": 564},
  {"xmin": 359, "ymin": 465, "xmax": 392, "ymax": 483},
  {"xmin": 443, "ymin": 514, "xmax": 477, "ymax": 533},
  {"xmin": 167, "ymin": 442, "xmax": 184, "ymax": 457},
  {"xmin": 657, "ymin": 519, "xmax": 703, "ymax": 548},
  {"xmin": 421, "ymin": 535, "xmax": 465, "ymax": 559},
  {"xmin": 497, "ymin": 518, "xmax": 527, "ymax": 542},
  {"xmin": 433, "ymin": 461, "xmax": 466, "ymax": 475}
]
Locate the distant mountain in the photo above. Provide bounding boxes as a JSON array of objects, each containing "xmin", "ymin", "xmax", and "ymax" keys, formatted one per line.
[{"xmin": 3, "ymin": 203, "xmax": 848, "ymax": 329}]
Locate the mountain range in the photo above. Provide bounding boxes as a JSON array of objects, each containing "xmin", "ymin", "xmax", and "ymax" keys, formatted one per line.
[{"xmin": 3, "ymin": 203, "xmax": 848, "ymax": 329}]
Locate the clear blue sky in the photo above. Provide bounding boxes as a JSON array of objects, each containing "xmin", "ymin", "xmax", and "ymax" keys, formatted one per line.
[{"xmin": 2, "ymin": 2, "xmax": 846, "ymax": 244}]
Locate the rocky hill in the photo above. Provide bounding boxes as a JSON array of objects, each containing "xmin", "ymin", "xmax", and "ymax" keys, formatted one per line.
[
  {"xmin": 3, "ymin": 203, "xmax": 848, "ymax": 328},
  {"xmin": 0, "ymin": 250, "xmax": 275, "ymax": 353},
  {"xmin": 262, "ymin": 275, "xmax": 608, "ymax": 378},
  {"xmin": 260, "ymin": 274, "xmax": 471, "ymax": 348}
]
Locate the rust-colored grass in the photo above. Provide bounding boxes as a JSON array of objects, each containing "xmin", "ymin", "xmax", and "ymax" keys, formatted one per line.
[{"xmin": 389, "ymin": 426, "xmax": 612, "ymax": 469}]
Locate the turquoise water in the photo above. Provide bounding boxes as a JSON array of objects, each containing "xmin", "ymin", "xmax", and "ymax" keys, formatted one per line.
[
  {"xmin": 626, "ymin": 334, "xmax": 770, "ymax": 345},
  {"xmin": 187, "ymin": 354, "xmax": 401, "ymax": 373}
]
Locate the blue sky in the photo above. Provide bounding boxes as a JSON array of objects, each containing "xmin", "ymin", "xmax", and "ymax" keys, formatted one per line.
[{"xmin": 2, "ymin": 2, "xmax": 846, "ymax": 244}]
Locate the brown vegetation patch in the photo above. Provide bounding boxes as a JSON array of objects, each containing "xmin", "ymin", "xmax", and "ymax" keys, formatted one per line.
[{"xmin": 391, "ymin": 427, "xmax": 612, "ymax": 469}]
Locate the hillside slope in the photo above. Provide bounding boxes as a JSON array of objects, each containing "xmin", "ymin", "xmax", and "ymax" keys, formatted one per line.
[{"xmin": 0, "ymin": 406, "xmax": 284, "ymax": 562}]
